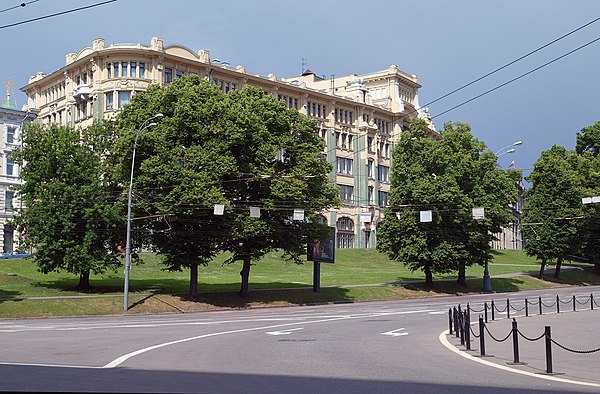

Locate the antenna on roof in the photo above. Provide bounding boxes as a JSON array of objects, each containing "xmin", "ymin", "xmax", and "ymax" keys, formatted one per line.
[{"xmin": 301, "ymin": 57, "xmax": 308, "ymax": 74}]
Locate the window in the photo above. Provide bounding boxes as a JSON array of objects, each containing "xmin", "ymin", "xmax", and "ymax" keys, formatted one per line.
[
  {"xmin": 378, "ymin": 191, "xmax": 388, "ymax": 207},
  {"xmin": 6, "ymin": 126, "xmax": 15, "ymax": 144},
  {"xmin": 368, "ymin": 186, "xmax": 374, "ymax": 205},
  {"xmin": 105, "ymin": 92, "xmax": 114, "ymax": 110},
  {"xmin": 5, "ymin": 191, "xmax": 13, "ymax": 211},
  {"xmin": 176, "ymin": 70, "xmax": 184, "ymax": 79},
  {"xmin": 118, "ymin": 91, "xmax": 131, "ymax": 108},
  {"xmin": 348, "ymin": 135, "xmax": 353, "ymax": 150},
  {"xmin": 121, "ymin": 62, "xmax": 129, "ymax": 78},
  {"xmin": 336, "ymin": 217, "xmax": 355, "ymax": 249},
  {"xmin": 107, "ymin": 63, "xmax": 112, "ymax": 78},
  {"xmin": 113, "ymin": 63, "xmax": 120, "ymax": 78},
  {"xmin": 339, "ymin": 185, "xmax": 354, "ymax": 204},
  {"xmin": 139, "ymin": 62, "xmax": 145, "ymax": 78},
  {"xmin": 164, "ymin": 68, "xmax": 173, "ymax": 83},
  {"xmin": 336, "ymin": 157, "xmax": 353, "ymax": 175},
  {"xmin": 6, "ymin": 157, "xmax": 14, "ymax": 176},
  {"xmin": 130, "ymin": 62, "xmax": 137, "ymax": 78},
  {"xmin": 367, "ymin": 160, "xmax": 373, "ymax": 178},
  {"xmin": 367, "ymin": 136, "xmax": 374, "ymax": 152},
  {"xmin": 378, "ymin": 165, "xmax": 390, "ymax": 182}
]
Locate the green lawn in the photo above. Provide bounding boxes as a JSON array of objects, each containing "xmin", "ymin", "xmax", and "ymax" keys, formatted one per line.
[
  {"xmin": 0, "ymin": 249, "xmax": 590, "ymax": 300},
  {"xmin": 2, "ymin": 249, "xmax": 599, "ymax": 318}
]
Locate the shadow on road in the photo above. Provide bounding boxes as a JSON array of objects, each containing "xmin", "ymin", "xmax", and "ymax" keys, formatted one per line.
[{"xmin": 0, "ymin": 364, "xmax": 589, "ymax": 393}]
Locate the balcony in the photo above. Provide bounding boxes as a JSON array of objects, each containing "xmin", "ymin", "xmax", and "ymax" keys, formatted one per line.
[{"xmin": 73, "ymin": 85, "xmax": 91, "ymax": 101}]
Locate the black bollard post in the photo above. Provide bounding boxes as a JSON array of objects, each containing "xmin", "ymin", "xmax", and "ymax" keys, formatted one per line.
[
  {"xmin": 545, "ymin": 326, "xmax": 553, "ymax": 374},
  {"xmin": 449, "ymin": 308, "xmax": 453, "ymax": 334},
  {"xmin": 479, "ymin": 316, "xmax": 486, "ymax": 356},
  {"xmin": 465, "ymin": 312, "xmax": 471, "ymax": 350},
  {"xmin": 573, "ymin": 295, "xmax": 576, "ymax": 312},
  {"xmin": 459, "ymin": 312, "xmax": 465, "ymax": 345},
  {"xmin": 484, "ymin": 302, "xmax": 488, "ymax": 323},
  {"xmin": 455, "ymin": 308, "xmax": 460, "ymax": 338},
  {"xmin": 511, "ymin": 318, "xmax": 521, "ymax": 364},
  {"xmin": 539, "ymin": 296, "xmax": 543, "ymax": 315},
  {"xmin": 592, "ymin": 294, "xmax": 595, "ymax": 311},
  {"xmin": 525, "ymin": 298, "xmax": 529, "ymax": 317},
  {"xmin": 557, "ymin": 295, "xmax": 560, "ymax": 314},
  {"xmin": 454, "ymin": 307, "xmax": 460, "ymax": 338},
  {"xmin": 507, "ymin": 299, "xmax": 511, "ymax": 319},
  {"xmin": 491, "ymin": 300, "xmax": 495, "ymax": 321},
  {"xmin": 467, "ymin": 303, "xmax": 471, "ymax": 319}
]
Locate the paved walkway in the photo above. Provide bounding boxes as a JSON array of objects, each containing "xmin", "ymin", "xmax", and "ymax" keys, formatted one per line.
[{"xmin": 444, "ymin": 303, "xmax": 600, "ymax": 388}]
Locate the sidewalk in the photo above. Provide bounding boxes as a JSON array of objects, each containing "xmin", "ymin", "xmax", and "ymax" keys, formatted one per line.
[{"xmin": 444, "ymin": 307, "xmax": 600, "ymax": 387}]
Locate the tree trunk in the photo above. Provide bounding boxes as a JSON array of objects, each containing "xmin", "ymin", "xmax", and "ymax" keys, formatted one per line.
[
  {"xmin": 456, "ymin": 262, "xmax": 466, "ymax": 287},
  {"xmin": 239, "ymin": 256, "xmax": 251, "ymax": 298},
  {"xmin": 189, "ymin": 262, "xmax": 198, "ymax": 300},
  {"xmin": 538, "ymin": 260, "xmax": 546, "ymax": 279},
  {"xmin": 424, "ymin": 263, "xmax": 433, "ymax": 286},
  {"xmin": 77, "ymin": 271, "xmax": 90, "ymax": 291},
  {"xmin": 554, "ymin": 257, "xmax": 563, "ymax": 279}
]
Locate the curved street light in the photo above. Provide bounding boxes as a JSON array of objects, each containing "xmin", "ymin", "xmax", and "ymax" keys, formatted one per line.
[
  {"xmin": 494, "ymin": 140, "xmax": 522, "ymax": 155},
  {"xmin": 497, "ymin": 148, "xmax": 516, "ymax": 157},
  {"xmin": 124, "ymin": 113, "xmax": 163, "ymax": 311},
  {"xmin": 482, "ymin": 140, "xmax": 523, "ymax": 293}
]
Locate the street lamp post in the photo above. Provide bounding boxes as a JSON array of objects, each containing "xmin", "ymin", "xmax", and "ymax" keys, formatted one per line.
[
  {"xmin": 482, "ymin": 140, "xmax": 523, "ymax": 293},
  {"xmin": 124, "ymin": 114, "xmax": 163, "ymax": 312},
  {"xmin": 494, "ymin": 140, "xmax": 522, "ymax": 156}
]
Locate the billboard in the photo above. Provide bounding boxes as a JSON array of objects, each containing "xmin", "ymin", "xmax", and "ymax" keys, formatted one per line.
[{"xmin": 307, "ymin": 227, "xmax": 335, "ymax": 263}]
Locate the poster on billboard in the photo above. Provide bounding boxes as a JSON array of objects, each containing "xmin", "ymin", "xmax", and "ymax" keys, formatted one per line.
[{"xmin": 307, "ymin": 227, "xmax": 335, "ymax": 263}]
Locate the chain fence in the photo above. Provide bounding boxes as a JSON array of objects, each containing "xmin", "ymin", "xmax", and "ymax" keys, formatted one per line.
[{"xmin": 448, "ymin": 294, "xmax": 600, "ymax": 374}]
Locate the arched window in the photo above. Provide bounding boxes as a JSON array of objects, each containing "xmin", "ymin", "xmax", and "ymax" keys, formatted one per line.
[
  {"xmin": 316, "ymin": 215, "xmax": 328, "ymax": 226},
  {"xmin": 336, "ymin": 217, "xmax": 355, "ymax": 248}
]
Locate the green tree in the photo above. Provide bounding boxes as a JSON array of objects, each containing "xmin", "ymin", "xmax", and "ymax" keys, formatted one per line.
[
  {"xmin": 377, "ymin": 120, "xmax": 517, "ymax": 286},
  {"xmin": 576, "ymin": 121, "xmax": 600, "ymax": 157},
  {"xmin": 522, "ymin": 146, "xmax": 586, "ymax": 278},
  {"xmin": 13, "ymin": 122, "xmax": 123, "ymax": 290},
  {"xmin": 215, "ymin": 86, "xmax": 338, "ymax": 297},
  {"xmin": 112, "ymin": 77, "xmax": 338, "ymax": 298}
]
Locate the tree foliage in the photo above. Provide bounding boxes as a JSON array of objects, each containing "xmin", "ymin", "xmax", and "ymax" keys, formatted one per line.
[
  {"xmin": 377, "ymin": 119, "xmax": 517, "ymax": 285},
  {"xmin": 524, "ymin": 127, "xmax": 600, "ymax": 277},
  {"xmin": 13, "ymin": 122, "xmax": 123, "ymax": 289},
  {"xmin": 576, "ymin": 121, "xmax": 600, "ymax": 157},
  {"xmin": 112, "ymin": 77, "xmax": 338, "ymax": 297}
]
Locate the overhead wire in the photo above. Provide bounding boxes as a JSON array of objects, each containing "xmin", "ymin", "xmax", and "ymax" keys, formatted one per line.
[
  {"xmin": 432, "ymin": 34, "xmax": 600, "ymax": 119},
  {"xmin": 0, "ymin": 0, "xmax": 41, "ymax": 14},
  {"xmin": 421, "ymin": 16, "xmax": 600, "ymax": 108},
  {"xmin": 0, "ymin": 0, "xmax": 117, "ymax": 30}
]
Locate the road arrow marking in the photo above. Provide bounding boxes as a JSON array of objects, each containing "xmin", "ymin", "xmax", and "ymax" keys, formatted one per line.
[
  {"xmin": 382, "ymin": 328, "xmax": 409, "ymax": 337},
  {"xmin": 266, "ymin": 328, "xmax": 304, "ymax": 336}
]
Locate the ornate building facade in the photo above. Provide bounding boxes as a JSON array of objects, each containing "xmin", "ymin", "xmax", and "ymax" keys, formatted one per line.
[
  {"xmin": 0, "ymin": 84, "xmax": 35, "ymax": 252},
  {"xmin": 21, "ymin": 37, "xmax": 436, "ymax": 249}
]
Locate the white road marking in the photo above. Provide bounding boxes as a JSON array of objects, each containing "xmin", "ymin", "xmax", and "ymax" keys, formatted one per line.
[
  {"xmin": 439, "ymin": 330, "xmax": 600, "ymax": 388},
  {"xmin": 266, "ymin": 328, "xmax": 304, "ymax": 336},
  {"xmin": 382, "ymin": 328, "xmax": 408, "ymax": 337},
  {"xmin": 0, "ymin": 308, "xmax": 436, "ymax": 369}
]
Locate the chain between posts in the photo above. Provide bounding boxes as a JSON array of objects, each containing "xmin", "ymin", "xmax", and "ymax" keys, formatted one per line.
[{"xmin": 449, "ymin": 301, "xmax": 600, "ymax": 374}]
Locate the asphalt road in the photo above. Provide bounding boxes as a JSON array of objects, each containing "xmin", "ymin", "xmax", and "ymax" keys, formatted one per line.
[{"xmin": 1, "ymin": 286, "xmax": 599, "ymax": 393}]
